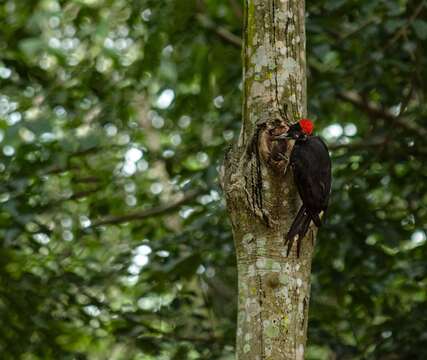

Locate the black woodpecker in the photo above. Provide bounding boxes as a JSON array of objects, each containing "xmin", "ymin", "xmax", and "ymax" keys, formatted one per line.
[{"xmin": 275, "ymin": 119, "xmax": 332, "ymax": 256}]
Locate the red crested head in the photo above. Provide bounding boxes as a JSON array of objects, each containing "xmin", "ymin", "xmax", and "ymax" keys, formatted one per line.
[{"xmin": 299, "ymin": 118, "xmax": 314, "ymax": 135}]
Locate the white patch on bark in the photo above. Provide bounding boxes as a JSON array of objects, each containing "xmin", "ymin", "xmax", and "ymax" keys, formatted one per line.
[
  {"xmin": 248, "ymin": 264, "xmax": 256, "ymax": 276},
  {"xmin": 263, "ymin": 79, "xmax": 271, "ymax": 88},
  {"xmin": 251, "ymin": 81, "xmax": 265, "ymax": 99},
  {"xmin": 296, "ymin": 344, "xmax": 305, "ymax": 360},
  {"xmin": 251, "ymin": 45, "xmax": 269, "ymax": 73},
  {"xmin": 256, "ymin": 258, "xmax": 266, "ymax": 269},
  {"xmin": 279, "ymin": 273, "xmax": 289, "ymax": 284},
  {"xmin": 283, "ymin": 57, "xmax": 299, "ymax": 75}
]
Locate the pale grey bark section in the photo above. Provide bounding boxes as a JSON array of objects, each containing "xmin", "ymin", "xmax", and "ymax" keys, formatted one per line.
[{"xmin": 221, "ymin": 1, "xmax": 314, "ymax": 359}]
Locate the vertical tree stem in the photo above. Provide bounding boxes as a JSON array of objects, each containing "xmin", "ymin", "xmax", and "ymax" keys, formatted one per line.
[{"xmin": 222, "ymin": 0, "xmax": 312, "ymax": 359}]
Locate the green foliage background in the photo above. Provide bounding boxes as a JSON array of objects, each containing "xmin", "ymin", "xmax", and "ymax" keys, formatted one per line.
[{"xmin": 0, "ymin": 0, "xmax": 426, "ymax": 359}]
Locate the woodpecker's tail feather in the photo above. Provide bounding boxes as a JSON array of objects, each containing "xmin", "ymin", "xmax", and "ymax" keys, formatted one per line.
[
  {"xmin": 296, "ymin": 214, "xmax": 311, "ymax": 257},
  {"xmin": 285, "ymin": 206, "xmax": 306, "ymax": 244},
  {"xmin": 285, "ymin": 206, "xmax": 312, "ymax": 256},
  {"xmin": 299, "ymin": 214, "xmax": 312, "ymax": 240}
]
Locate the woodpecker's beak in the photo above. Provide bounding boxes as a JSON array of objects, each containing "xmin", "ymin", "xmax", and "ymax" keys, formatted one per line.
[{"xmin": 273, "ymin": 133, "xmax": 291, "ymax": 140}]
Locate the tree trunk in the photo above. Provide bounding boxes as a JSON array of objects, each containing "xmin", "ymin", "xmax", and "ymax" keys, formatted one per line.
[{"xmin": 221, "ymin": 1, "xmax": 313, "ymax": 359}]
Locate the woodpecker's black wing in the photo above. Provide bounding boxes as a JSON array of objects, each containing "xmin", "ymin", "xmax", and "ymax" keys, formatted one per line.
[
  {"xmin": 285, "ymin": 136, "xmax": 331, "ymax": 256},
  {"xmin": 291, "ymin": 136, "xmax": 331, "ymax": 222}
]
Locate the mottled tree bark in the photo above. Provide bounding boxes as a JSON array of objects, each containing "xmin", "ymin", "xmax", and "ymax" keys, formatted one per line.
[{"xmin": 221, "ymin": 1, "xmax": 313, "ymax": 359}]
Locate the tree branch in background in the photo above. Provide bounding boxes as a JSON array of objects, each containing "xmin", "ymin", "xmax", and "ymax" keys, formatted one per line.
[
  {"xmin": 338, "ymin": 91, "xmax": 395, "ymax": 120},
  {"xmin": 68, "ymin": 187, "xmax": 103, "ymax": 201},
  {"xmin": 383, "ymin": 1, "xmax": 426, "ymax": 53},
  {"xmin": 338, "ymin": 91, "xmax": 427, "ymax": 138},
  {"xmin": 353, "ymin": 1, "xmax": 426, "ymax": 71},
  {"xmin": 329, "ymin": 139, "xmax": 387, "ymax": 151},
  {"xmin": 89, "ymin": 189, "xmax": 203, "ymax": 228},
  {"xmin": 228, "ymin": 0, "xmax": 243, "ymax": 19},
  {"xmin": 196, "ymin": 14, "xmax": 242, "ymax": 48}
]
